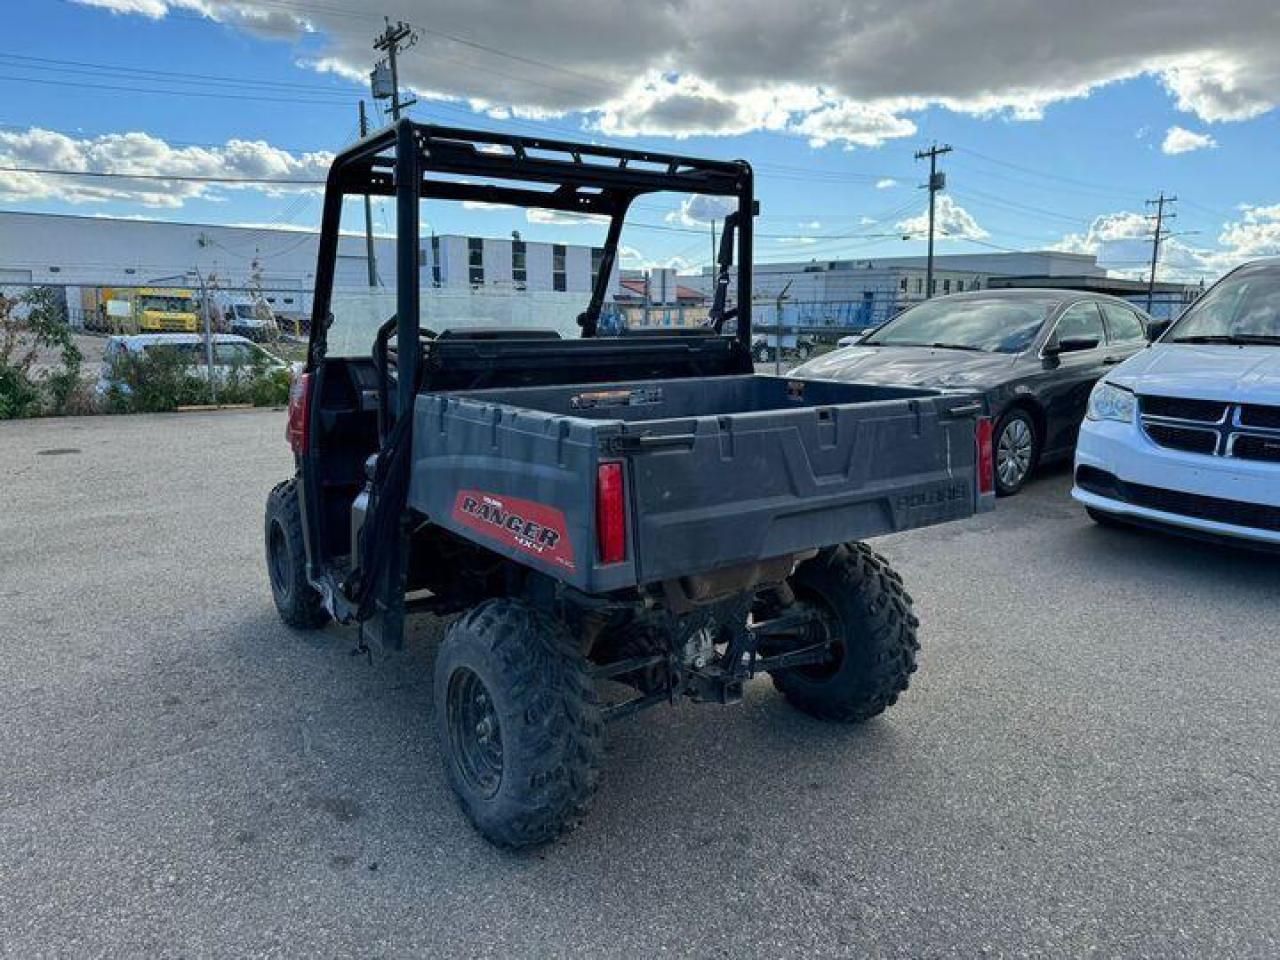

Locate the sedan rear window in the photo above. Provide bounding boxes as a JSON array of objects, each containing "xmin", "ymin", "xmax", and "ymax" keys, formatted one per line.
[{"xmin": 865, "ymin": 297, "xmax": 1054, "ymax": 353}]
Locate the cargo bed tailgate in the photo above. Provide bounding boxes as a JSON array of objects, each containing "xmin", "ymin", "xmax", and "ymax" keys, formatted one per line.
[{"xmin": 621, "ymin": 393, "xmax": 982, "ymax": 583}]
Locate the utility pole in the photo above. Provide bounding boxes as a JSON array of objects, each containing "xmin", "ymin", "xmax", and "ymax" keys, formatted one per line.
[
  {"xmin": 372, "ymin": 18, "xmax": 418, "ymax": 120},
  {"xmin": 1145, "ymin": 192, "xmax": 1176, "ymax": 312},
  {"xmin": 774, "ymin": 279, "xmax": 793, "ymax": 376},
  {"xmin": 358, "ymin": 100, "xmax": 379, "ymax": 287},
  {"xmin": 914, "ymin": 142, "xmax": 952, "ymax": 299}
]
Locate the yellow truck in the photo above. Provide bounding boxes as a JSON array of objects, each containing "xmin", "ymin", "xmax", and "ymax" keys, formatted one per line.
[
  {"xmin": 132, "ymin": 288, "xmax": 200, "ymax": 333},
  {"xmin": 97, "ymin": 287, "xmax": 200, "ymax": 333}
]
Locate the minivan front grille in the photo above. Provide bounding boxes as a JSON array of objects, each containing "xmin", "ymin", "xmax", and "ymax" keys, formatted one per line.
[
  {"xmin": 1143, "ymin": 423, "xmax": 1218, "ymax": 455},
  {"xmin": 1240, "ymin": 404, "xmax": 1280, "ymax": 430},
  {"xmin": 1139, "ymin": 395, "xmax": 1228, "ymax": 423},
  {"xmin": 1233, "ymin": 434, "xmax": 1280, "ymax": 464},
  {"xmin": 1138, "ymin": 395, "xmax": 1280, "ymax": 463}
]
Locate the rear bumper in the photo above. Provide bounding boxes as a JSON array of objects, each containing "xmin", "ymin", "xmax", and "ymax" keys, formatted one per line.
[{"xmin": 1072, "ymin": 418, "xmax": 1280, "ymax": 546}]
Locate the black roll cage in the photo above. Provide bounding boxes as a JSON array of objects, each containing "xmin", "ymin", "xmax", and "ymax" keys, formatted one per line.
[{"xmin": 307, "ymin": 119, "xmax": 755, "ymax": 417}]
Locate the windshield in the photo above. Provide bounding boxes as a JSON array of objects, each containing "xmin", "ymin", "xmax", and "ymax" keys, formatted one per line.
[
  {"xmin": 139, "ymin": 295, "xmax": 195, "ymax": 313},
  {"xmin": 143, "ymin": 343, "xmax": 205, "ymax": 362},
  {"xmin": 1167, "ymin": 263, "xmax": 1280, "ymax": 344},
  {"xmin": 326, "ymin": 289, "xmax": 596, "ymax": 358},
  {"xmin": 864, "ymin": 296, "xmax": 1055, "ymax": 353},
  {"xmin": 233, "ymin": 304, "xmax": 257, "ymax": 319}
]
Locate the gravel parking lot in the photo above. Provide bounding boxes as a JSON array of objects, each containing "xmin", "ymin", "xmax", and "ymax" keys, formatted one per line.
[{"xmin": 2, "ymin": 409, "xmax": 1278, "ymax": 958}]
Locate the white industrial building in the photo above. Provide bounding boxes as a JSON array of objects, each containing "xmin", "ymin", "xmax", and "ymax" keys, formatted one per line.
[
  {"xmin": 686, "ymin": 250, "xmax": 1106, "ymax": 302},
  {"xmin": 0, "ymin": 210, "xmax": 619, "ymax": 322},
  {"xmin": 682, "ymin": 250, "xmax": 1198, "ymax": 326}
]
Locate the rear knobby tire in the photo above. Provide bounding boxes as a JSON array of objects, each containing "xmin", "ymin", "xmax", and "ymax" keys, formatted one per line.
[
  {"xmin": 434, "ymin": 598, "xmax": 604, "ymax": 849},
  {"xmin": 264, "ymin": 478, "xmax": 331, "ymax": 629},
  {"xmin": 769, "ymin": 542, "xmax": 919, "ymax": 723}
]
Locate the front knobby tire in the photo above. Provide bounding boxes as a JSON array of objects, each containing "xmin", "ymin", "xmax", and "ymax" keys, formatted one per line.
[
  {"xmin": 264, "ymin": 478, "xmax": 331, "ymax": 629},
  {"xmin": 433, "ymin": 599, "xmax": 604, "ymax": 849},
  {"xmin": 770, "ymin": 542, "xmax": 919, "ymax": 723}
]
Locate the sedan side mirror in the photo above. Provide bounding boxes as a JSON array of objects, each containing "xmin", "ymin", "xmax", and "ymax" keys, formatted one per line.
[
  {"xmin": 1146, "ymin": 319, "xmax": 1171, "ymax": 342},
  {"xmin": 1045, "ymin": 335, "xmax": 1100, "ymax": 357}
]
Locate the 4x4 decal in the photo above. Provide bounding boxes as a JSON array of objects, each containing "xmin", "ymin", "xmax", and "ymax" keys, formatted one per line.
[{"xmin": 452, "ymin": 490, "xmax": 576, "ymax": 571}]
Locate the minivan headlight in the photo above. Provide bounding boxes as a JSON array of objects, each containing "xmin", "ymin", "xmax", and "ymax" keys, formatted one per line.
[{"xmin": 1086, "ymin": 381, "xmax": 1136, "ymax": 422}]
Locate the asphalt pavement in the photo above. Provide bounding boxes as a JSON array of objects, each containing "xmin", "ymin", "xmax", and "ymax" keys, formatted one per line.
[{"xmin": 2, "ymin": 409, "xmax": 1278, "ymax": 958}]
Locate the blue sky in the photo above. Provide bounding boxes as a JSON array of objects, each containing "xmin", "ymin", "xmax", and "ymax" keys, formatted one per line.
[{"xmin": 3, "ymin": 0, "xmax": 1280, "ymax": 281}]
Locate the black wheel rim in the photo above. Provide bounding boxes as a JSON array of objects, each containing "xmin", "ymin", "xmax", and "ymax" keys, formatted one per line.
[
  {"xmin": 446, "ymin": 667, "xmax": 503, "ymax": 798},
  {"xmin": 996, "ymin": 417, "xmax": 1033, "ymax": 490},
  {"xmin": 267, "ymin": 520, "xmax": 290, "ymax": 594}
]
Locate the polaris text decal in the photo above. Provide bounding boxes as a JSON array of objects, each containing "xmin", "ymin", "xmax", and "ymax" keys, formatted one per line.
[{"xmin": 452, "ymin": 490, "xmax": 576, "ymax": 571}]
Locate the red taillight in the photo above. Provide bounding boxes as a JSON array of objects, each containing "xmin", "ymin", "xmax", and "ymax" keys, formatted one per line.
[
  {"xmin": 286, "ymin": 372, "xmax": 312, "ymax": 455},
  {"xmin": 976, "ymin": 416, "xmax": 995, "ymax": 496},
  {"xmin": 596, "ymin": 461, "xmax": 626, "ymax": 564}
]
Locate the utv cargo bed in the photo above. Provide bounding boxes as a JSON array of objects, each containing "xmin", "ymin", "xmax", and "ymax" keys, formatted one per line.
[{"xmin": 411, "ymin": 374, "xmax": 986, "ymax": 594}]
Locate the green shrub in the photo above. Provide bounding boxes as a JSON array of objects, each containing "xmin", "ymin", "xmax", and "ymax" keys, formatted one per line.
[
  {"xmin": 0, "ymin": 288, "xmax": 83, "ymax": 419},
  {"xmin": 103, "ymin": 345, "xmax": 292, "ymax": 413}
]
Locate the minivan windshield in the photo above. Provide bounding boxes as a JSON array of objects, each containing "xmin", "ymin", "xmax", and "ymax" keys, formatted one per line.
[
  {"xmin": 1167, "ymin": 263, "xmax": 1280, "ymax": 345},
  {"xmin": 863, "ymin": 296, "xmax": 1056, "ymax": 353}
]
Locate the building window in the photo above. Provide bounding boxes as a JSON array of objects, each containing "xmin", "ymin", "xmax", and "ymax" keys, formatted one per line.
[
  {"xmin": 899, "ymin": 277, "xmax": 908, "ymax": 292},
  {"xmin": 512, "ymin": 240, "xmax": 527, "ymax": 285},
  {"xmin": 552, "ymin": 243, "xmax": 566, "ymax": 292},
  {"xmin": 590, "ymin": 246, "xmax": 605, "ymax": 289},
  {"xmin": 930, "ymin": 278, "xmax": 937, "ymax": 294},
  {"xmin": 943, "ymin": 279, "xmax": 951, "ymax": 293},
  {"xmin": 468, "ymin": 237, "xmax": 484, "ymax": 286},
  {"xmin": 914, "ymin": 277, "xmax": 923, "ymax": 294},
  {"xmin": 431, "ymin": 236, "xmax": 441, "ymax": 286}
]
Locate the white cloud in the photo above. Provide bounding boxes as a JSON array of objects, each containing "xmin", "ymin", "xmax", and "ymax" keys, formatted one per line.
[
  {"xmin": 71, "ymin": 0, "xmax": 1280, "ymax": 143},
  {"xmin": 897, "ymin": 195, "xmax": 989, "ymax": 240},
  {"xmin": 1161, "ymin": 125, "xmax": 1217, "ymax": 154},
  {"xmin": 876, "ymin": 178, "xmax": 898, "ymax": 189},
  {"xmin": 0, "ymin": 127, "xmax": 331, "ymax": 208},
  {"xmin": 74, "ymin": 0, "xmax": 169, "ymax": 15},
  {"xmin": 789, "ymin": 101, "xmax": 916, "ymax": 148},
  {"xmin": 666, "ymin": 194, "xmax": 737, "ymax": 227},
  {"xmin": 1054, "ymin": 203, "xmax": 1280, "ymax": 280},
  {"xmin": 1216, "ymin": 203, "xmax": 1280, "ymax": 259},
  {"xmin": 618, "ymin": 245, "xmax": 696, "ymax": 272},
  {"xmin": 525, "ymin": 208, "xmax": 609, "ymax": 226}
]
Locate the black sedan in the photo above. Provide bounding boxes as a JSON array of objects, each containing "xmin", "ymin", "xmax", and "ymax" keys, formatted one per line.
[{"xmin": 791, "ymin": 289, "xmax": 1154, "ymax": 495}]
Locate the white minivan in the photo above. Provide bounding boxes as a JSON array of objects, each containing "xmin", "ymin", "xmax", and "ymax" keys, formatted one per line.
[{"xmin": 1073, "ymin": 258, "xmax": 1280, "ymax": 550}]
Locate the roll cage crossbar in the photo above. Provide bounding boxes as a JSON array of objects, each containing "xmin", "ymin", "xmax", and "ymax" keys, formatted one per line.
[{"xmin": 308, "ymin": 119, "xmax": 755, "ymax": 412}]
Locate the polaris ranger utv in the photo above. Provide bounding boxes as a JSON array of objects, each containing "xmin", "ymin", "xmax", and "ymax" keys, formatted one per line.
[{"xmin": 265, "ymin": 120, "xmax": 996, "ymax": 848}]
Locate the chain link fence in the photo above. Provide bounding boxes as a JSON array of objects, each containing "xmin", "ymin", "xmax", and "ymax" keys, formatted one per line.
[{"xmin": 0, "ymin": 281, "xmax": 1206, "ymax": 350}]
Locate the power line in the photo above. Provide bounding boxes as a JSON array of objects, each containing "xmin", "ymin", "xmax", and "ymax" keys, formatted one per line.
[
  {"xmin": 0, "ymin": 52, "xmax": 359, "ymax": 96},
  {"xmin": 0, "ymin": 165, "xmax": 323, "ymax": 185},
  {"xmin": 0, "ymin": 72, "xmax": 353, "ymax": 107}
]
